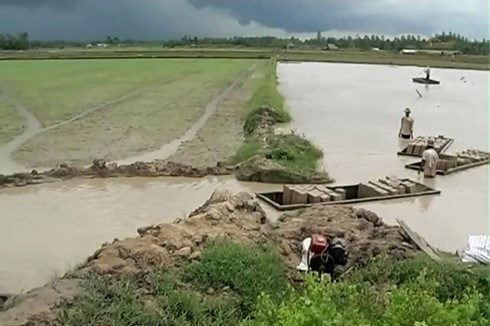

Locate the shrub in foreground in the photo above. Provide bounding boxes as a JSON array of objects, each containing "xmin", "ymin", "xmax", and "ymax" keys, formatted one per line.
[
  {"xmin": 56, "ymin": 242, "xmax": 287, "ymax": 326},
  {"xmin": 184, "ymin": 241, "xmax": 288, "ymax": 314},
  {"xmin": 243, "ymin": 272, "xmax": 488, "ymax": 326}
]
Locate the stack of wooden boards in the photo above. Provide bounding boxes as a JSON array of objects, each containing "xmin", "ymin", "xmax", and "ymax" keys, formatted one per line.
[
  {"xmin": 457, "ymin": 149, "xmax": 489, "ymax": 163},
  {"xmin": 403, "ymin": 135, "xmax": 449, "ymax": 156},
  {"xmin": 282, "ymin": 185, "xmax": 346, "ymax": 205},
  {"xmin": 358, "ymin": 177, "xmax": 419, "ymax": 198}
]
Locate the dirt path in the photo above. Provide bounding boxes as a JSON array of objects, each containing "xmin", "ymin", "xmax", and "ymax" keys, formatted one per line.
[
  {"xmin": 0, "ymin": 77, "xmax": 186, "ymax": 174},
  {"xmin": 116, "ymin": 64, "xmax": 257, "ymax": 165},
  {"xmin": 168, "ymin": 69, "xmax": 264, "ymax": 167},
  {"xmin": 0, "ymin": 86, "xmax": 42, "ymax": 173}
]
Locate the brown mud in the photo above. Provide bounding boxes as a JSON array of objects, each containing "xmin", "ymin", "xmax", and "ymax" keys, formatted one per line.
[
  {"xmin": 0, "ymin": 189, "xmax": 418, "ymax": 326},
  {"xmin": 0, "ymin": 159, "xmax": 233, "ymax": 189},
  {"xmin": 0, "ymin": 104, "xmax": 329, "ymax": 189}
]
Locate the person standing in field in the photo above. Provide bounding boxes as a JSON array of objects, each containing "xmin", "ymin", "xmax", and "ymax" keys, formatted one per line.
[
  {"xmin": 424, "ymin": 66, "xmax": 431, "ymax": 80},
  {"xmin": 398, "ymin": 108, "xmax": 414, "ymax": 139},
  {"xmin": 419, "ymin": 139, "xmax": 439, "ymax": 178}
]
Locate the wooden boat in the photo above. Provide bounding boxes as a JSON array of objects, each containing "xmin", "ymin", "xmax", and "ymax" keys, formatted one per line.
[
  {"xmin": 412, "ymin": 77, "xmax": 440, "ymax": 85},
  {"xmin": 405, "ymin": 150, "xmax": 490, "ymax": 175},
  {"xmin": 397, "ymin": 136, "xmax": 453, "ymax": 157},
  {"xmin": 256, "ymin": 178, "xmax": 441, "ymax": 211}
]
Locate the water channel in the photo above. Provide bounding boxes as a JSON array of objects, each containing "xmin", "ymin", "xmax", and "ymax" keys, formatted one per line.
[
  {"xmin": 278, "ymin": 61, "xmax": 489, "ymax": 252},
  {"xmin": 0, "ymin": 62, "xmax": 488, "ymax": 294}
]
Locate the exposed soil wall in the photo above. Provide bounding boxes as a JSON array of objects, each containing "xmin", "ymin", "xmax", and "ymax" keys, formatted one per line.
[{"xmin": 0, "ymin": 159, "xmax": 233, "ymax": 189}]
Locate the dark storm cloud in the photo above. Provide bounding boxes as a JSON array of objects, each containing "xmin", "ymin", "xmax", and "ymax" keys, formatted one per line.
[
  {"xmin": 0, "ymin": 0, "xmax": 79, "ymax": 8},
  {"xmin": 0, "ymin": 0, "xmax": 487, "ymax": 40},
  {"xmin": 188, "ymin": 0, "xmax": 488, "ymax": 36}
]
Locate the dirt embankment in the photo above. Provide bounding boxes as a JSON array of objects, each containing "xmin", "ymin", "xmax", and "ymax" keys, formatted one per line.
[
  {"xmin": 235, "ymin": 105, "xmax": 331, "ymax": 184},
  {"xmin": 0, "ymin": 159, "xmax": 233, "ymax": 189},
  {"xmin": 0, "ymin": 190, "xmax": 418, "ymax": 326}
]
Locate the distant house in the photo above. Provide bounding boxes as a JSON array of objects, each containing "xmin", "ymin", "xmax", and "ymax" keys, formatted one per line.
[
  {"xmin": 371, "ymin": 47, "xmax": 381, "ymax": 51},
  {"xmin": 400, "ymin": 49, "xmax": 418, "ymax": 54},
  {"xmin": 85, "ymin": 44, "xmax": 93, "ymax": 49},
  {"xmin": 325, "ymin": 43, "xmax": 339, "ymax": 50},
  {"xmin": 97, "ymin": 43, "xmax": 109, "ymax": 48}
]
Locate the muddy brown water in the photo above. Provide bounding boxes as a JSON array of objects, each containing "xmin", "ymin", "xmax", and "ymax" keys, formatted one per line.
[
  {"xmin": 277, "ymin": 62, "xmax": 489, "ymax": 253},
  {"xmin": 0, "ymin": 177, "xmax": 278, "ymax": 294},
  {"xmin": 0, "ymin": 62, "xmax": 488, "ymax": 294}
]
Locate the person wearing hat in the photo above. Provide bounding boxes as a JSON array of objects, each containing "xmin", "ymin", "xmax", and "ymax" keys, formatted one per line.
[
  {"xmin": 420, "ymin": 138, "xmax": 439, "ymax": 178},
  {"xmin": 398, "ymin": 108, "xmax": 414, "ymax": 139},
  {"xmin": 424, "ymin": 66, "xmax": 431, "ymax": 80}
]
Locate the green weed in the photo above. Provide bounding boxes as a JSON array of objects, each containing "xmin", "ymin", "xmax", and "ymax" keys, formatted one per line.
[
  {"xmin": 184, "ymin": 241, "xmax": 288, "ymax": 314},
  {"xmin": 232, "ymin": 138, "xmax": 262, "ymax": 164},
  {"xmin": 265, "ymin": 133, "xmax": 324, "ymax": 176}
]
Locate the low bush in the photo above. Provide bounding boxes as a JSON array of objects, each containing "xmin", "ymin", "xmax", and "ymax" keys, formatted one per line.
[
  {"xmin": 184, "ymin": 241, "xmax": 288, "ymax": 315},
  {"xmin": 57, "ymin": 242, "xmax": 288, "ymax": 326},
  {"xmin": 347, "ymin": 254, "xmax": 490, "ymax": 318},
  {"xmin": 232, "ymin": 139, "xmax": 262, "ymax": 164},
  {"xmin": 265, "ymin": 133, "xmax": 324, "ymax": 176},
  {"xmin": 243, "ymin": 264, "xmax": 490, "ymax": 326}
]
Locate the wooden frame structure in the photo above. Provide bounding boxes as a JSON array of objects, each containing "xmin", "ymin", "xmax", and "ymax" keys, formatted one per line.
[{"xmin": 256, "ymin": 179, "xmax": 441, "ymax": 211}]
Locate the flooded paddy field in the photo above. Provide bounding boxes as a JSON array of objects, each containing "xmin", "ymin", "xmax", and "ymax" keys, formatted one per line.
[
  {"xmin": 0, "ymin": 61, "xmax": 487, "ymax": 295},
  {"xmin": 277, "ymin": 62, "xmax": 489, "ymax": 252}
]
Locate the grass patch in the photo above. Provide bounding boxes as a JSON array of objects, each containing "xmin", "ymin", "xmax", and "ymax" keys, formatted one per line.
[
  {"xmin": 48, "ymin": 245, "xmax": 490, "ymax": 325},
  {"xmin": 243, "ymin": 60, "xmax": 291, "ymax": 135},
  {"xmin": 0, "ymin": 99, "xmax": 23, "ymax": 144},
  {"xmin": 184, "ymin": 242, "xmax": 288, "ymax": 314},
  {"xmin": 264, "ymin": 133, "xmax": 323, "ymax": 176},
  {"xmin": 244, "ymin": 256, "xmax": 490, "ymax": 326},
  {"xmin": 347, "ymin": 254, "xmax": 490, "ymax": 317},
  {"xmin": 4, "ymin": 59, "xmax": 255, "ymax": 167},
  {"xmin": 232, "ymin": 139, "xmax": 262, "ymax": 164},
  {"xmin": 0, "ymin": 58, "xmax": 252, "ymax": 127},
  {"xmin": 56, "ymin": 242, "xmax": 287, "ymax": 326}
]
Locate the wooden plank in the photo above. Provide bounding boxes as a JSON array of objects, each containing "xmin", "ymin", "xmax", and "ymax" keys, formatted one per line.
[{"xmin": 396, "ymin": 219, "xmax": 440, "ymax": 261}]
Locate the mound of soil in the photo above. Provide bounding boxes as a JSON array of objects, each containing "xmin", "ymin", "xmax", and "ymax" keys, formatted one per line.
[
  {"xmin": 0, "ymin": 159, "xmax": 233, "ymax": 189},
  {"xmin": 245, "ymin": 105, "xmax": 278, "ymax": 136},
  {"xmin": 237, "ymin": 105, "xmax": 331, "ymax": 184},
  {"xmin": 235, "ymin": 155, "xmax": 331, "ymax": 184},
  {"xmin": 74, "ymin": 190, "xmax": 271, "ymax": 278},
  {"xmin": 0, "ymin": 190, "xmax": 418, "ymax": 326},
  {"xmin": 275, "ymin": 206, "xmax": 414, "ymax": 274}
]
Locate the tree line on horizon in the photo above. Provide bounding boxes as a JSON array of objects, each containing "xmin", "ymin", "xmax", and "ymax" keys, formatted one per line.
[{"xmin": 1, "ymin": 31, "xmax": 489, "ymax": 55}]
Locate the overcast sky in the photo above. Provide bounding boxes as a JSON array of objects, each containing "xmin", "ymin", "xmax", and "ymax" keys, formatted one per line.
[{"xmin": 0, "ymin": 0, "xmax": 487, "ymax": 40}]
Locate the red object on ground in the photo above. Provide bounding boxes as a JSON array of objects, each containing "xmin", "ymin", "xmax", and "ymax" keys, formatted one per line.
[{"xmin": 310, "ymin": 234, "xmax": 328, "ymax": 254}]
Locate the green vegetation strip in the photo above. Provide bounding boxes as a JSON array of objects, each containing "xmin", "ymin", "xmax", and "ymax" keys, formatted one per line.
[
  {"xmin": 243, "ymin": 60, "xmax": 290, "ymax": 135},
  {"xmin": 58, "ymin": 242, "xmax": 288, "ymax": 326},
  {"xmin": 2, "ymin": 49, "xmax": 488, "ymax": 70},
  {"xmin": 233, "ymin": 60, "xmax": 329, "ymax": 183},
  {"xmin": 58, "ymin": 244, "xmax": 490, "ymax": 325}
]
